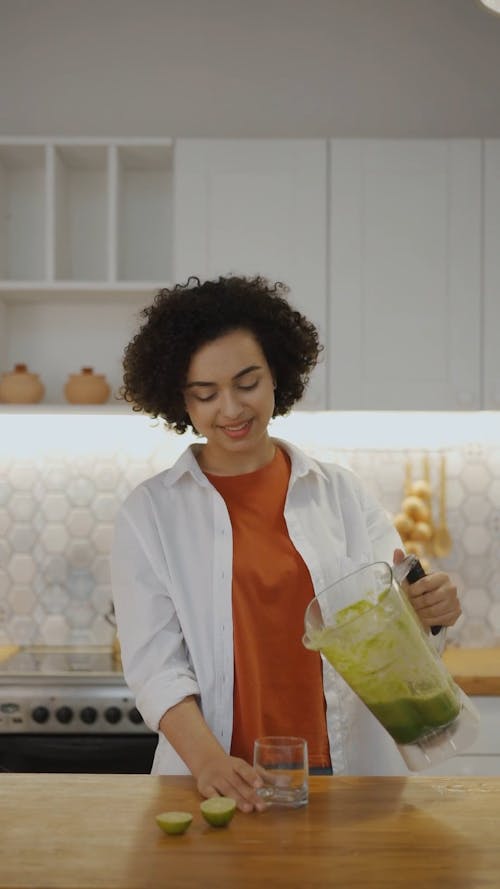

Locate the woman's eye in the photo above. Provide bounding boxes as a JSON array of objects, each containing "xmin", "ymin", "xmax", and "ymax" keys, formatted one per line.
[{"xmin": 190, "ymin": 380, "xmax": 258, "ymax": 401}]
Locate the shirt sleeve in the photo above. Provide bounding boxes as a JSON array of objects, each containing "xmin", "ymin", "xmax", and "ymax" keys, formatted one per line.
[
  {"xmin": 111, "ymin": 493, "xmax": 200, "ymax": 731},
  {"xmin": 354, "ymin": 477, "xmax": 403, "ymax": 563}
]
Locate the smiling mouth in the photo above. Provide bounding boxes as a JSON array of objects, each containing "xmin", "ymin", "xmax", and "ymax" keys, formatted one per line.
[{"xmin": 219, "ymin": 419, "xmax": 253, "ymax": 437}]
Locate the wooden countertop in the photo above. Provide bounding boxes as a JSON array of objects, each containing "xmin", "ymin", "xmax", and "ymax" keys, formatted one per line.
[
  {"xmin": 0, "ymin": 646, "xmax": 18, "ymax": 664},
  {"xmin": 442, "ymin": 646, "xmax": 500, "ymax": 695},
  {"xmin": 1, "ymin": 774, "xmax": 499, "ymax": 889}
]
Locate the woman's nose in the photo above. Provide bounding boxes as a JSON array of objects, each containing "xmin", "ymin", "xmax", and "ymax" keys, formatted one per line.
[{"xmin": 219, "ymin": 389, "xmax": 244, "ymax": 418}]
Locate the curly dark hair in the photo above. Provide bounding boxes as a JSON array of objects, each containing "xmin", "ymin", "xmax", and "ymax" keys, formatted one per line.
[{"xmin": 120, "ymin": 275, "xmax": 323, "ymax": 433}]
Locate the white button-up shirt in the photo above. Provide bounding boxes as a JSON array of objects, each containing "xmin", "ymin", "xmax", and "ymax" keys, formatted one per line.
[{"xmin": 111, "ymin": 438, "xmax": 409, "ymax": 776}]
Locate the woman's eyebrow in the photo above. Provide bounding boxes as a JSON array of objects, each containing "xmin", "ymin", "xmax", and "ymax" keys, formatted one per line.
[
  {"xmin": 185, "ymin": 364, "xmax": 262, "ymax": 388},
  {"xmin": 233, "ymin": 364, "xmax": 262, "ymax": 380}
]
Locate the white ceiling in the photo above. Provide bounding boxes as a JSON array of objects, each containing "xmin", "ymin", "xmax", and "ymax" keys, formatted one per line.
[{"xmin": 0, "ymin": 0, "xmax": 499, "ymax": 137}]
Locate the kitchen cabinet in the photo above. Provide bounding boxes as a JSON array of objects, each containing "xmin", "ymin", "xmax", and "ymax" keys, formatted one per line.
[
  {"xmin": 328, "ymin": 139, "xmax": 482, "ymax": 410},
  {"xmin": 174, "ymin": 139, "xmax": 328, "ymax": 409},
  {"xmin": 483, "ymin": 140, "xmax": 500, "ymax": 410},
  {"xmin": 0, "ymin": 139, "xmax": 173, "ymax": 405},
  {"xmin": 2, "ymin": 137, "xmax": 498, "ymax": 413}
]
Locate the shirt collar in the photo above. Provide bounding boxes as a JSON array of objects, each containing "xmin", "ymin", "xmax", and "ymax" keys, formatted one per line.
[
  {"xmin": 162, "ymin": 437, "xmax": 328, "ymax": 489},
  {"xmin": 274, "ymin": 438, "xmax": 329, "ymax": 483},
  {"xmin": 161, "ymin": 444, "xmax": 211, "ymax": 489}
]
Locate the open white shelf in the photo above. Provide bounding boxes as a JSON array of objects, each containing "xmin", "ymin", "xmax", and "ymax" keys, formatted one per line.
[
  {"xmin": 0, "ymin": 138, "xmax": 173, "ymax": 287},
  {"xmin": 0, "ymin": 298, "xmax": 150, "ymax": 404},
  {"xmin": 116, "ymin": 144, "xmax": 173, "ymax": 282},
  {"xmin": 0, "ymin": 144, "xmax": 46, "ymax": 281},
  {"xmin": 0, "ymin": 402, "xmax": 134, "ymax": 415},
  {"xmin": 0, "ymin": 281, "xmax": 167, "ymax": 303},
  {"xmin": 0, "ymin": 138, "xmax": 174, "ymax": 406},
  {"xmin": 53, "ymin": 144, "xmax": 109, "ymax": 281}
]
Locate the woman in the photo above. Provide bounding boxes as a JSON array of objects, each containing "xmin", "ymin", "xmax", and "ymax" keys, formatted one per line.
[{"xmin": 111, "ymin": 275, "xmax": 461, "ymax": 813}]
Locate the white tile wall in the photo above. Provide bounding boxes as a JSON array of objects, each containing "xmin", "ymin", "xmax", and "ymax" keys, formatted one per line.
[{"xmin": 0, "ymin": 417, "xmax": 499, "ymax": 647}]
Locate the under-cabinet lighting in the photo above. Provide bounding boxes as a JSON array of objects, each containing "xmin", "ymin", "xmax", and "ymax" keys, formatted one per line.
[
  {"xmin": 0, "ymin": 411, "xmax": 499, "ymax": 457},
  {"xmin": 270, "ymin": 412, "xmax": 500, "ymax": 449}
]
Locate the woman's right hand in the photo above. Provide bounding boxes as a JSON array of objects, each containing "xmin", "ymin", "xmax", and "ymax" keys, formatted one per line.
[
  {"xmin": 195, "ymin": 752, "xmax": 267, "ymax": 813},
  {"xmin": 159, "ymin": 697, "xmax": 267, "ymax": 812}
]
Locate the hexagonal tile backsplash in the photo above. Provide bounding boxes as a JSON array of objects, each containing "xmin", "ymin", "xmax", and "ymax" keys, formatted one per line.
[{"xmin": 0, "ymin": 420, "xmax": 499, "ymax": 648}]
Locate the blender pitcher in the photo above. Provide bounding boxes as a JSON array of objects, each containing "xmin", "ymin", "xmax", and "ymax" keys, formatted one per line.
[{"xmin": 303, "ymin": 558, "xmax": 479, "ymax": 770}]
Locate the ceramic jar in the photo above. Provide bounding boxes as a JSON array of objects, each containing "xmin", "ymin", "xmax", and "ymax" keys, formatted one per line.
[
  {"xmin": 64, "ymin": 367, "xmax": 111, "ymax": 404},
  {"xmin": 0, "ymin": 363, "xmax": 45, "ymax": 404}
]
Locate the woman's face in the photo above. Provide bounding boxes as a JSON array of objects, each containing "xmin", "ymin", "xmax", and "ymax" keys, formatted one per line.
[{"xmin": 183, "ymin": 328, "xmax": 276, "ymax": 474}]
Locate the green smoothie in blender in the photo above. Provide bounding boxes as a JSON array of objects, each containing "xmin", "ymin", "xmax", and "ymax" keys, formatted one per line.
[{"xmin": 305, "ymin": 577, "xmax": 461, "ymax": 746}]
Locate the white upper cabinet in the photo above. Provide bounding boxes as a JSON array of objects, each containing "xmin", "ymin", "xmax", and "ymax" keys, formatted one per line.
[
  {"xmin": 174, "ymin": 140, "xmax": 328, "ymax": 409},
  {"xmin": 1, "ymin": 137, "xmax": 496, "ymax": 413},
  {"xmin": 328, "ymin": 140, "xmax": 482, "ymax": 410},
  {"xmin": 483, "ymin": 141, "xmax": 500, "ymax": 411}
]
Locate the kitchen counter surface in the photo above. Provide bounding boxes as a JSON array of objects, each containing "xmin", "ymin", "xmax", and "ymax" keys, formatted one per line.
[
  {"xmin": 0, "ymin": 646, "xmax": 19, "ymax": 664},
  {"xmin": 442, "ymin": 646, "xmax": 500, "ymax": 695},
  {"xmin": 1, "ymin": 645, "xmax": 500, "ymax": 693},
  {"xmin": 1, "ymin": 774, "xmax": 499, "ymax": 889}
]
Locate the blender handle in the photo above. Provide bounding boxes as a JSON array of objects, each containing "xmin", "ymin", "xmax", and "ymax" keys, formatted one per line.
[{"xmin": 405, "ymin": 558, "xmax": 442, "ymax": 636}]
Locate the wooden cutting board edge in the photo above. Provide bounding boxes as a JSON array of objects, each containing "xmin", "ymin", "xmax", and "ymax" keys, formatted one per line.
[
  {"xmin": 0, "ymin": 645, "xmax": 19, "ymax": 663},
  {"xmin": 443, "ymin": 647, "xmax": 500, "ymax": 695}
]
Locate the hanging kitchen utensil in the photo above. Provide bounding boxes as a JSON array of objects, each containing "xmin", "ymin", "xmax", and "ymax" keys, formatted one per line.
[
  {"xmin": 421, "ymin": 452, "xmax": 434, "ymax": 534},
  {"xmin": 433, "ymin": 454, "xmax": 452, "ymax": 557},
  {"xmin": 404, "ymin": 458, "xmax": 412, "ymax": 496}
]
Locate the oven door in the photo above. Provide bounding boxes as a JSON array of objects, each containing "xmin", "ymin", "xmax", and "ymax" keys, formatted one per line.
[{"xmin": 0, "ymin": 733, "xmax": 158, "ymax": 774}]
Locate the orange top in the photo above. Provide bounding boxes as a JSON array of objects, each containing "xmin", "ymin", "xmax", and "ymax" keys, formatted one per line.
[{"xmin": 206, "ymin": 447, "xmax": 331, "ymax": 769}]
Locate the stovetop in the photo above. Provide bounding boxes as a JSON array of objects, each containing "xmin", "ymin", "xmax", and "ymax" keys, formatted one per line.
[
  {"xmin": 0, "ymin": 647, "xmax": 152, "ymax": 735},
  {"xmin": 0, "ymin": 646, "xmax": 123, "ymax": 680}
]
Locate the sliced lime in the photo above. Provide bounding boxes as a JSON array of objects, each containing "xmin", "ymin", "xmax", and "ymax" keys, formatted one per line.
[
  {"xmin": 200, "ymin": 796, "xmax": 236, "ymax": 827},
  {"xmin": 156, "ymin": 811, "xmax": 193, "ymax": 835}
]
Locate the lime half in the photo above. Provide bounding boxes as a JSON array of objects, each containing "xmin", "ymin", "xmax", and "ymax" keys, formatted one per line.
[
  {"xmin": 156, "ymin": 811, "xmax": 193, "ymax": 835},
  {"xmin": 200, "ymin": 796, "xmax": 236, "ymax": 827}
]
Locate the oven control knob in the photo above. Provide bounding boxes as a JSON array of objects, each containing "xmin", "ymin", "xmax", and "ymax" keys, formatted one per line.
[
  {"xmin": 56, "ymin": 706, "xmax": 74, "ymax": 724},
  {"xmin": 104, "ymin": 706, "xmax": 122, "ymax": 725},
  {"xmin": 128, "ymin": 707, "xmax": 143, "ymax": 725},
  {"xmin": 80, "ymin": 706, "xmax": 98, "ymax": 725},
  {"xmin": 32, "ymin": 705, "xmax": 50, "ymax": 724}
]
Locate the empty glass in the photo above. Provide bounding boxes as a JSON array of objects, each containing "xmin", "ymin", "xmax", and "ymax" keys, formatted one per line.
[{"xmin": 253, "ymin": 736, "xmax": 308, "ymax": 808}]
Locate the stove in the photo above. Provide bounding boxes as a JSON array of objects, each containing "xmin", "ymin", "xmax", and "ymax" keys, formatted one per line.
[
  {"xmin": 0, "ymin": 646, "xmax": 149, "ymax": 735},
  {"xmin": 0, "ymin": 646, "xmax": 157, "ymax": 773}
]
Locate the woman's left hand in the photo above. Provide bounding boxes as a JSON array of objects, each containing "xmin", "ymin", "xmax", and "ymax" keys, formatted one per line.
[{"xmin": 393, "ymin": 548, "xmax": 462, "ymax": 629}]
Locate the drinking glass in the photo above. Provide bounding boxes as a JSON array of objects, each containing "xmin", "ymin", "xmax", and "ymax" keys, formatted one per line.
[{"xmin": 253, "ymin": 736, "xmax": 308, "ymax": 807}]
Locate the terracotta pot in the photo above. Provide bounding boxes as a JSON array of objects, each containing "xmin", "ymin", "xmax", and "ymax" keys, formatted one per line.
[
  {"xmin": 64, "ymin": 367, "xmax": 111, "ymax": 404},
  {"xmin": 0, "ymin": 363, "xmax": 45, "ymax": 404}
]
